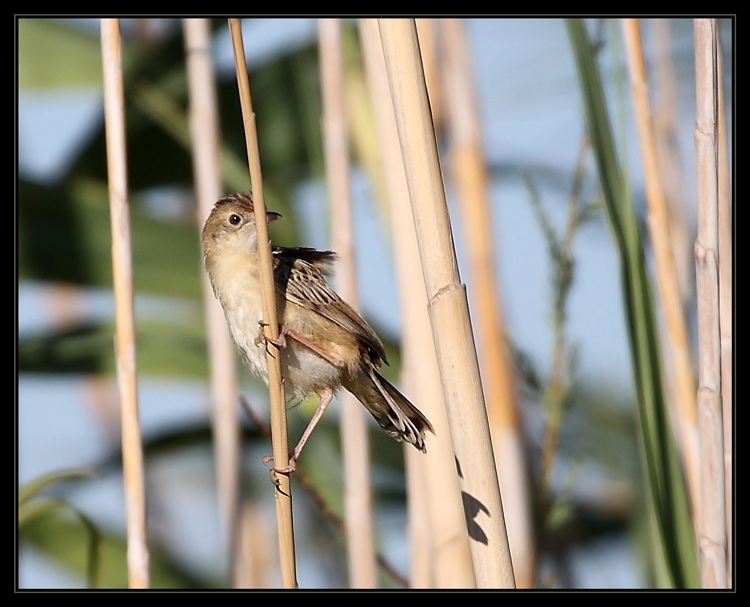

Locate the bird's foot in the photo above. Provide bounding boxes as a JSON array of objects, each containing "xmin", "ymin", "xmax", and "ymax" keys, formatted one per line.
[
  {"xmin": 262, "ymin": 453, "xmax": 298, "ymax": 486},
  {"xmin": 254, "ymin": 321, "xmax": 288, "ymax": 349}
]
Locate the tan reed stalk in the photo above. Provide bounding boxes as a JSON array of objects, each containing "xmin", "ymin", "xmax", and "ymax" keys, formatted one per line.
[
  {"xmin": 237, "ymin": 501, "xmax": 275, "ymax": 588},
  {"xmin": 404, "ymin": 449, "xmax": 432, "ymax": 587},
  {"xmin": 439, "ymin": 18, "xmax": 534, "ymax": 588},
  {"xmin": 692, "ymin": 17, "xmax": 727, "ymax": 589},
  {"xmin": 358, "ymin": 18, "xmax": 476, "ymax": 588},
  {"xmin": 392, "ymin": 120, "xmax": 476, "ymax": 588},
  {"xmin": 240, "ymin": 396, "xmax": 411, "ymax": 587},
  {"xmin": 621, "ymin": 18, "xmax": 702, "ymax": 536},
  {"xmin": 100, "ymin": 18, "xmax": 150, "ymax": 588},
  {"xmin": 715, "ymin": 25, "xmax": 732, "ymax": 587},
  {"xmin": 359, "ymin": 19, "xmax": 442, "ymax": 587},
  {"xmin": 650, "ymin": 23, "xmax": 700, "ymax": 520},
  {"xmin": 318, "ymin": 18, "xmax": 378, "ymax": 588},
  {"xmin": 377, "ymin": 18, "xmax": 515, "ymax": 588},
  {"xmin": 415, "ymin": 19, "xmax": 443, "ymax": 134},
  {"xmin": 183, "ymin": 18, "xmax": 244, "ymax": 587},
  {"xmin": 651, "ymin": 19, "xmax": 694, "ymax": 306},
  {"xmin": 227, "ymin": 18, "xmax": 297, "ymax": 589}
]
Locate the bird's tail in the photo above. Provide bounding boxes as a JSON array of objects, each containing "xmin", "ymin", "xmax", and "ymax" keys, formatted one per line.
[{"xmin": 345, "ymin": 368, "xmax": 434, "ymax": 453}]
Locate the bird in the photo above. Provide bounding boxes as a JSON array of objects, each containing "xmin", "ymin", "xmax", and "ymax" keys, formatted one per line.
[{"xmin": 201, "ymin": 192, "xmax": 433, "ymax": 476}]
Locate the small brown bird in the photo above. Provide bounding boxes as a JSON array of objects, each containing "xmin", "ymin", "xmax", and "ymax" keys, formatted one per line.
[{"xmin": 201, "ymin": 192, "xmax": 433, "ymax": 475}]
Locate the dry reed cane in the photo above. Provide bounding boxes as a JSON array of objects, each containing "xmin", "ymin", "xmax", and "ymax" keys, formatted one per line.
[
  {"xmin": 378, "ymin": 18, "xmax": 515, "ymax": 588},
  {"xmin": 228, "ymin": 18, "xmax": 297, "ymax": 589},
  {"xmin": 692, "ymin": 17, "xmax": 727, "ymax": 589},
  {"xmin": 440, "ymin": 18, "xmax": 534, "ymax": 588},
  {"xmin": 183, "ymin": 18, "xmax": 244, "ymax": 586},
  {"xmin": 651, "ymin": 19, "xmax": 694, "ymax": 306},
  {"xmin": 318, "ymin": 17, "xmax": 378, "ymax": 588},
  {"xmin": 100, "ymin": 18, "xmax": 150, "ymax": 588},
  {"xmin": 359, "ymin": 18, "xmax": 477, "ymax": 588}
]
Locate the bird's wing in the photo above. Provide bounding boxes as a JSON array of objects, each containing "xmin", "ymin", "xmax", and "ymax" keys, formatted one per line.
[
  {"xmin": 273, "ymin": 247, "xmax": 388, "ymax": 364},
  {"xmin": 275, "ymin": 246, "xmax": 337, "ymax": 277}
]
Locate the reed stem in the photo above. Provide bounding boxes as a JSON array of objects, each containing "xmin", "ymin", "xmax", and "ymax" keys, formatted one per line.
[
  {"xmin": 100, "ymin": 17, "xmax": 149, "ymax": 589},
  {"xmin": 378, "ymin": 18, "xmax": 515, "ymax": 588},
  {"xmin": 692, "ymin": 17, "xmax": 727, "ymax": 589},
  {"xmin": 318, "ymin": 17, "xmax": 378, "ymax": 588},
  {"xmin": 183, "ymin": 18, "xmax": 243, "ymax": 586},
  {"xmin": 228, "ymin": 18, "xmax": 297, "ymax": 589}
]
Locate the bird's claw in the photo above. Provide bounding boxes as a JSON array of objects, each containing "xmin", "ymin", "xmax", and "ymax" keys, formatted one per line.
[
  {"xmin": 254, "ymin": 321, "xmax": 288, "ymax": 349},
  {"xmin": 262, "ymin": 454, "xmax": 297, "ymax": 486}
]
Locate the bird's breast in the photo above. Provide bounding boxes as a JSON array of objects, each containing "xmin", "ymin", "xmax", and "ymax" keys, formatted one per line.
[{"xmin": 207, "ymin": 254, "xmax": 353, "ymax": 400}]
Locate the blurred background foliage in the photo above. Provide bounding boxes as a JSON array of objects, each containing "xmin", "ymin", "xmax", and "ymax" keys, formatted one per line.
[{"xmin": 16, "ymin": 17, "xmax": 692, "ymax": 588}]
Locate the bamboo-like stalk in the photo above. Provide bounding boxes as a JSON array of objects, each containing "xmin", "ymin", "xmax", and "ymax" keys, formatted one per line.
[
  {"xmin": 183, "ymin": 18, "xmax": 244, "ymax": 587},
  {"xmin": 227, "ymin": 18, "xmax": 297, "ymax": 589},
  {"xmin": 650, "ymin": 23, "xmax": 703, "ymax": 539},
  {"xmin": 237, "ymin": 501, "xmax": 274, "ymax": 588},
  {"xmin": 692, "ymin": 17, "xmax": 727, "ymax": 589},
  {"xmin": 318, "ymin": 17, "xmax": 378, "ymax": 588},
  {"xmin": 715, "ymin": 24, "xmax": 732, "ymax": 588},
  {"xmin": 358, "ymin": 18, "xmax": 476, "ymax": 588},
  {"xmin": 378, "ymin": 18, "xmax": 515, "ymax": 588},
  {"xmin": 651, "ymin": 19, "xmax": 693, "ymax": 307},
  {"xmin": 621, "ymin": 18, "xmax": 701, "ymax": 535},
  {"xmin": 414, "ymin": 19, "xmax": 443, "ymax": 134},
  {"xmin": 401, "ymin": 22, "xmax": 438, "ymax": 588},
  {"xmin": 439, "ymin": 18, "xmax": 534, "ymax": 588},
  {"xmin": 100, "ymin": 18, "xmax": 149, "ymax": 589},
  {"xmin": 404, "ymin": 448, "xmax": 432, "ymax": 587}
]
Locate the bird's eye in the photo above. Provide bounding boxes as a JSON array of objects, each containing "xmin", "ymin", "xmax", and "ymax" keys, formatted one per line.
[{"xmin": 228, "ymin": 213, "xmax": 242, "ymax": 226}]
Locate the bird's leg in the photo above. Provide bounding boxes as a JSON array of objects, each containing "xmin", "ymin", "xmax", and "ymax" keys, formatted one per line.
[
  {"xmin": 254, "ymin": 324, "xmax": 343, "ymax": 370},
  {"xmin": 263, "ymin": 387, "xmax": 334, "ymax": 481},
  {"xmin": 283, "ymin": 328, "xmax": 346, "ymax": 368}
]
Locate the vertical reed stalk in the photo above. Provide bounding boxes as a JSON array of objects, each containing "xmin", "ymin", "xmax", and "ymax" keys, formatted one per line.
[
  {"xmin": 378, "ymin": 18, "xmax": 515, "ymax": 588},
  {"xmin": 415, "ymin": 19, "xmax": 443, "ymax": 132},
  {"xmin": 385, "ymin": 22, "xmax": 437, "ymax": 585},
  {"xmin": 318, "ymin": 17, "xmax": 377, "ymax": 588},
  {"xmin": 359, "ymin": 18, "xmax": 476, "ymax": 588},
  {"xmin": 650, "ymin": 24, "xmax": 703, "ymax": 540},
  {"xmin": 440, "ymin": 18, "xmax": 534, "ymax": 588},
  {"xmin": 183, "ymin": 18, "xmax": 243, "ymax": 587},
  {"xmin": 621, "ymin": 18, "xmax": 701, "ymax": 534},
  {"xmin": 651, "ymin": 19, "xmax": 693, "ymax": 306},
  {"xmin": 100, "ymin": 18, "xmax": 149, "ymax": 589},
  {"xmin": 236, "ymin": 501, "xmax": 274, "ymax": 587},
  {"xmin": 228, "ymin": 18, "xmax": 297, "ymax": 589},
  {"xmin": 692, "ymin": 17, "xmax": 727, "ymax": 589}
]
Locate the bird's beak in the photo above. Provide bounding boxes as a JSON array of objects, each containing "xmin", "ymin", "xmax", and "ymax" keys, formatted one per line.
[{"xmin": 266, "ymin": 211, "xmax": 282, "ymax": 223}]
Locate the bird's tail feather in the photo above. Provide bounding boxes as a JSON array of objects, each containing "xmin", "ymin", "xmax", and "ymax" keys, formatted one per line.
[{"xmin": 347, "ymin": 368, "xmax": 434, "ymax": 452}]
